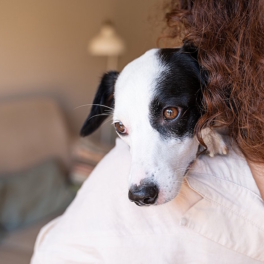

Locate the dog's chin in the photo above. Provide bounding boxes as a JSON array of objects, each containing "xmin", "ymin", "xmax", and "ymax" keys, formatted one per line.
[
  {"xmin": 155, "ymin": 191, "xmax": 180, "ymax": 205},
  {"xmin": 152, "ymin": 176, "xmax": 183, "ymax": 205}
]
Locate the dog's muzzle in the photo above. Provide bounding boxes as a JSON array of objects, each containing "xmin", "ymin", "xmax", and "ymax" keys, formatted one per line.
[{"xmin": 128, "ymin": 183, "xmax": 158, "ymax": 206}]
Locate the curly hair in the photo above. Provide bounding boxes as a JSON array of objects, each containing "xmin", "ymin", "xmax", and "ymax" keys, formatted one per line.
[{"xmin": 165, "ymin": 0, "xmax": 264, "ymax": 163}]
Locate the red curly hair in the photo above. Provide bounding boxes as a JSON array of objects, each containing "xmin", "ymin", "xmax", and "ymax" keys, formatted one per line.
[{"xmin": 165, "ymin": 0, "xmax": 264, "ymax": 163}]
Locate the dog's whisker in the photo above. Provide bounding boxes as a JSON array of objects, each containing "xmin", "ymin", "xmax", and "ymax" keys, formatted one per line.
[
  {"xmin": 173, "ymin": 168, "xmax": 192, "ymax": 173},
  {"xmin": 104, "ymin": 111, "xmax": 114, "ymax": 115},
  {"xmin": 101, "ymin": 117, "xmax": 116, "ymax": 126},
  {"xmin": 74, "ymin": 103, "xmax": 114, "ymax": 111},
  {"xmin": 84, "ymin": 113, "xmax": 111, "ymax": 123}
]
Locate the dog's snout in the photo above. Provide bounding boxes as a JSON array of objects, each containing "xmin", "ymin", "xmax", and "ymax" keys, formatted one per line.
[{"xmin": 128, "ymin": 184, "xmax": 158, "ymax": 206}]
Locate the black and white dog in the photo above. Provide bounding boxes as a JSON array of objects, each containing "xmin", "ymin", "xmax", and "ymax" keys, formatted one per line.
[{"xmin": 80, "ymin": 46, "xmax": 227, "ymax": 206}]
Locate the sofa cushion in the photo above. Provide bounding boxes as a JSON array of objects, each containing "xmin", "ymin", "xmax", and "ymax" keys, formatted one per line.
[{"xmin": 0, "ymin": 159, "xmax": 74, "ymax": 233}]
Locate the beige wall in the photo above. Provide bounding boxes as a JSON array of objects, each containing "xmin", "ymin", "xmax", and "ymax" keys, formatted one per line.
[{"xmin": 0, "ymin": 0, "xmax": 163, "ymax": 135}]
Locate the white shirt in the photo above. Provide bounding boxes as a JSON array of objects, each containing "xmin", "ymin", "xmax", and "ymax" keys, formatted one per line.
[{"xmin": 31, "ymin": 139, "xmax": 264, "ymax": 264}]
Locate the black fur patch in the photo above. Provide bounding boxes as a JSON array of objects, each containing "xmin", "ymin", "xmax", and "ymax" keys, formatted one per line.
[
  {"xmin": 80, "ymin": 71, "xmax": 119, "ymax": 137},
  {"xmin": 149, "ymin": 47, "xmax": 205, "ymax": 139}
]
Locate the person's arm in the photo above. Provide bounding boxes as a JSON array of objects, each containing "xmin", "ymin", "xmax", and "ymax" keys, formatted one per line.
[{"xmin": 247, "ymin": 161, "xmax": 264, "ymax": 201}]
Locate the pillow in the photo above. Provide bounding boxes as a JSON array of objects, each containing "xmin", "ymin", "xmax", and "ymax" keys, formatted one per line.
[{"xmin": 0, "ymin": 159, "xmax": 74, "ymax": 233}]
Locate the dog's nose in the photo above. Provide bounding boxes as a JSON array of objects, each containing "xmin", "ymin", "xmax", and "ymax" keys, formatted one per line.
[{"xmin": 128, "ymin": 184, "xmax": 158, "ymax": 206}]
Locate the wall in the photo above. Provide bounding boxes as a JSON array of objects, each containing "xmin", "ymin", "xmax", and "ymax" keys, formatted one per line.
[{"xmin": 0, "ymin": 0, "xmax": 164, "ymax": 136}]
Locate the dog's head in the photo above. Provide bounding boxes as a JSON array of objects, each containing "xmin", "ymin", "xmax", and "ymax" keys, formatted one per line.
[{"xmin": 80, "ymin": 46, "xmax": 206, "ymax": 206}]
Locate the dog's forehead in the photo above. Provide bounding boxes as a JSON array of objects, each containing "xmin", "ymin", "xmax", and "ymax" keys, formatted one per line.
[
  {"xmin": 115, "ymin": 49, "xmax": 162, "ymax": 97},
  {"xmin": 114, "ymin": 49, "xmax": 164, "ymax": 119}
]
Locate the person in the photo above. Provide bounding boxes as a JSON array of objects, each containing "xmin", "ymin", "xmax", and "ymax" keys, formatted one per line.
[
  {"xmin": 165, "ymin": 0, "xmax": 264, "ymax": 200},
  {"xmin": 31, "ymin": 1, "xmax": 264, "ymax": 263}
]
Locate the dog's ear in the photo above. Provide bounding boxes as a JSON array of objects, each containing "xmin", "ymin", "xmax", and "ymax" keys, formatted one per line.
[
  {"xmin": 80, "ymin": 71, "xmax": 119, "ymax": 137},
  {"xmin": 180, "ymin": 43, "xmax": 198, "ymax": 60},
  {"xmin": 181, "ymin": 43, "xmax": 208, "ymax": 87}
]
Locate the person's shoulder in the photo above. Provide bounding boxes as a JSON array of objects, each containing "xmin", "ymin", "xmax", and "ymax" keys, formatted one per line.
[{"xmin": 185, "ymin": 145, "xmax": 264, "ymax": 262}]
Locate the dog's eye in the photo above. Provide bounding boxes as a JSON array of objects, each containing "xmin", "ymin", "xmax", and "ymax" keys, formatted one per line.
[
  {"xmin": 163, "ymin": 107, "xmax": 179, "ymax": 120},
  {"xmin": 114, "ymin": 122, "xmax": 127, "ymax": 135}
]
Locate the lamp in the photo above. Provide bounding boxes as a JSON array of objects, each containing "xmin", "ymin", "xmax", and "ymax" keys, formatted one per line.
[{"xmin": 88, "ymin": 21, "xmax": 125, "ymax": 71}]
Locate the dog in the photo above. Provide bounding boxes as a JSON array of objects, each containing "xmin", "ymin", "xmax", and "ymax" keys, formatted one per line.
[{"xmin": 80, "ymin": 45, "xmax": 228, "ymax": 206}]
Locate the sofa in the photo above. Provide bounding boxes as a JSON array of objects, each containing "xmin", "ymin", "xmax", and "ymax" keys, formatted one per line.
[{"xmin": 0, "ymin": 97, "xmax": 74, "ymax": 264}]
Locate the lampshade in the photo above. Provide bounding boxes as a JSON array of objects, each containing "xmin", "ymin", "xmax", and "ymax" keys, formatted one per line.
[{"xmin": 88, "ymin": 21, "xmax": 125, "ymax": 57}]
